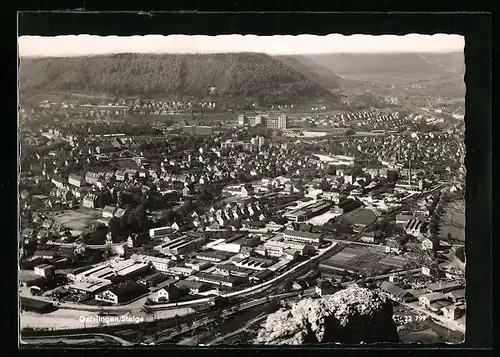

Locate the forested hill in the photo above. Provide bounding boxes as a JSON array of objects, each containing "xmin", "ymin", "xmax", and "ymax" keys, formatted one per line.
[
  {"xmin": 274, "ymin": 55, "xmax": 343, "ymax": 90},
  {"xmin": 19, "ymin": 52, "xmax": 338, "ymax": 102}
]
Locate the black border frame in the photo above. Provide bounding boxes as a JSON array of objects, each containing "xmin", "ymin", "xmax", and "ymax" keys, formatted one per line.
[{"xmin": 10, "ymin": 9, "xmax": 493, "ymax": 354}]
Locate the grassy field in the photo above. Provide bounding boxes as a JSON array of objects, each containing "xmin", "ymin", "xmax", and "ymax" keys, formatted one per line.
[{"xmin": 47, "ymin": 208, "xmax": 102, "ymax": 231}]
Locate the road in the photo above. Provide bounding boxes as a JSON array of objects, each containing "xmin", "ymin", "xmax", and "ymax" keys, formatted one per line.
[
  {"xmin": 399, "ymin": 301, "xmax": 465, "ymax": 334},
  {"xmin": 21, "ymin": 333, "xmax": 134, "ymax": 346},
  {"xmin": 19, "ymin": 287, "xmax": 149, "ymax": 312},
  {"xmin": 46, "ymin": 241, "xmax": 127, "ymax": 250},
  {"xmin": 23, "ymin": 183, "xmax": 449, "ymax": 331},
  {"xmin": 363, "ymin": 268, "xmax": 422, "ymax": 283}
]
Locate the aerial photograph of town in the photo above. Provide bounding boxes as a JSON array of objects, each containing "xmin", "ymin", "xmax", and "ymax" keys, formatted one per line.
[{"xmin": 18, "ymin": 33, "xmax": 466, "ymax": 346}]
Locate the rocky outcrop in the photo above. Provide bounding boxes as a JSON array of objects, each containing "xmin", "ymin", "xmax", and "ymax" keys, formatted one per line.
[{"xmin": 254, "ymin": 287, "xmax": 399, "ymax": 345}]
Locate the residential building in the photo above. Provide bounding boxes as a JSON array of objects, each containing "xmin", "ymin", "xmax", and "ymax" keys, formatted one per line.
[
  {"xmin": 114, "ymin": 208, "xmax": 127, "ymax": 218},
  {"xmin": 418, "ymin": 292, "xmax": 447, "ymax": 308},
  {"xmin": 421, "ymin": 266, "xmax": 442, "ymax": 277},
  {"xmin": 445, "ymin": 289, "xmax": 466, "ymax": 303},
  {"xmin": 388, "ymin": 274, "xmax": 399, "ymax": 284},
  {"xmin": 95, "ymin": 283, "xmax": 149, "ymax": 305},
  {"xmin": 240, "ymin": 184, "xmax": 255, "ymax": 197},
  {"xmin": 385, "ymin": 240, "xmax": 403, "ymax": 254},
  {"xmin": 380, "ymin": 281, "xmax": 417, "ymax": 302},
  {"xmin": 315, "ymin": 280, "xmax": 338, "ymax": 297},
  {"xmin": 83, "ymin": 193, "xmax": 99, "ymax": 209},
  {"xmin": 102, "ymin": 205, "xmax": 117, "ymax": 218},
  {"xmin": 104, "ymin": 171, "xmax": 115, "ymax": 182},
  {"xmin": 266, "ymin": 115, "xmax": 288, "ymax": 129},
  {"xmin": 68, "ymin": 174, "xmax": 84, "ymax": 187},
  {"xmin": 114, "ymin": 170, "xmax": 128, "ymax": 181},
  {"xmin": 237, "ymin": 114, "xmax": 247, "ymax": 125},
  {"xmin": 422, "ymin": 237, "xmax": 439, "ymax": 251},
  {"xmin": 441, "ymin": 304, "xmax": 465, "ymax": 320},
  {"xmin": 152, "ymin": 285, "xmax": 181, "ymax": 302},
  {"xmin": 85, "ymin": 171, "xmax": 104, "ymax": 185},
  {"xmin": 51, "ymin": 177, "xmax": 65, "ymax": 189}
]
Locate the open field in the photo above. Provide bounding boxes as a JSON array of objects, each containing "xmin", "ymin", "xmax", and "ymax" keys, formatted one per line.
[{"xmin": 48, "ymin": 208, "xmax": 103, "ymax": 231}]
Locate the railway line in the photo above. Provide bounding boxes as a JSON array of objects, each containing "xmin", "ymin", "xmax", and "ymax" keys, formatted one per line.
[{"xmin": 23, "ymin": 182, "xmax": 449, "ymax": 340}]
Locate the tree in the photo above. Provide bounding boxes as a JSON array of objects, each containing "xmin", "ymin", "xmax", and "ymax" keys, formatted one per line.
[
  {"xmin": 90, "ymin": 250, "xmax": 103, "ymax": 264},
  {"xmin": 108, "ymin": 217, "xmax": 122, "ymax": 241},
  {"xmin": 387, "ymin": 170, "xmax": 399, "ymax": 182},
  {"xmin": 233, "ymin": 219, "xmax": 242, "ymax": 230}
]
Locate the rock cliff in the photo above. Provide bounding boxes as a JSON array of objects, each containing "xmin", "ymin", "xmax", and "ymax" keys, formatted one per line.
[{"xmin": 254, "ymin": 287, "xmax": 399, "ymax": 345}]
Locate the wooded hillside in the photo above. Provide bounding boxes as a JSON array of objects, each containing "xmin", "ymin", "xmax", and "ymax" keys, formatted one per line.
[{"xmin": 19, "ymin": 53, "xmax": 338, "ymax": 103}]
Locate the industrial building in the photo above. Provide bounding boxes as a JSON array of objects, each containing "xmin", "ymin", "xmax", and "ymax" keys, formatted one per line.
[
  {"xmin": 149, "ymin": 226, "xmax": 176, "ymax": 239},
  {"xmin": 153, "ymin": 235, "xmax": 205, "ymax": 256},
  {"xmin": 182, "ymin": 126, "xmax": 214, "ymax": 136},
  {"xmin": 231, "ymin": 256, "xmax": 275, "ymax": 271},
  {"xmin": 69, "ymin": 280, "xmax": 112, "ymax": 295},
  {"xmin": 255, "ymin": 240, "xmax": 315, "ymax": 258},
  {"xmin": 282, "ymin": 230, "xmax": 323, "ymax": 245},
  {"xmin": 193, "ymin": 272, "xmax": 244, "ymax": 288},
  {"xmin": 184, "ymin": 259, "xmax": 212, "ymax": 271},
  {"xmin": 67, "ymin": 259, "xmax": 150, "ymax": 284},
  {"xmin": 284, "ymin": 200, "xmax": 331, "ymax": 222},
  {"xmin": 405, "ymin": 218, "xmax": 429, "ymax": 237},
  {"xmin": 34, "ymin": 264, "xmax": 55, "ymax": 278},
  {"xmin": 214, "ymin": 264, "xmax": 253, "ymax": 278},
  {"xmin": 196, "ymin": 250, "xmax": 234, "ymax": 263}
]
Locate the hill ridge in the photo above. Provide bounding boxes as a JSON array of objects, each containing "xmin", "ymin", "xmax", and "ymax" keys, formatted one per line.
[{"xmin": 19, "ymin": 52, "xmax": 339, "ymax": 104}]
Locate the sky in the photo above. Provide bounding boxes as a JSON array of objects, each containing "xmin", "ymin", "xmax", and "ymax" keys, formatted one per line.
[{"xmin": 18, "ymin": 34, "xmax": 464, "ymax": 57}]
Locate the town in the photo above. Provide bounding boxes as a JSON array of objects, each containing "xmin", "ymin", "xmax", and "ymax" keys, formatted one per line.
[{"xmin": 19, "ymin": 91, "xmax": 466, "ymax": 344}]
